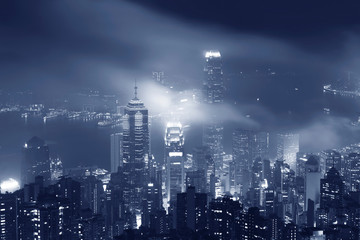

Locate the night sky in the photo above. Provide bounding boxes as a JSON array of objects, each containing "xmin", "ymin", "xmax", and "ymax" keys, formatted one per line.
[{"xmin": 2, "ymin": 0, "xmax": 360, "ymax": 91}]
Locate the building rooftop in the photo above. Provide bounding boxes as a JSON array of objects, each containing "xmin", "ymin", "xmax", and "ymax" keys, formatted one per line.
[{"xmin": 205, "ymin": 50, "xmax": 221, "ymax": 58}]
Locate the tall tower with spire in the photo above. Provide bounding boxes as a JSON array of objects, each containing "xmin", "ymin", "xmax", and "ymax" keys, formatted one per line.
[{"xmin": 121, "ymin": 82, "xmax": 149, "ymax": 227}]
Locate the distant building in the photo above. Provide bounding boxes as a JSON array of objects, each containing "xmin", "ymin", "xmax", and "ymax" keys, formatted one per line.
[
  {"xmin": 165, "ymin": 122, "xmax": 185, "ymax": 205},
  {"xmin": 141, "ymin": 180, "xmax": 162, "ymax": 228},
  {"xmin": 255, "ymin": 132, "xmax": 270, "ymax": 160},
  {"xmin": 0, "ymin": 193, "xmax": 18, "ymax": 240},
  {"xmin": 186, "ymin": 170, "xmax": 207, "ymax": 194},
  {"xmin": 239, "ymin": 207, "xmax": 268, "ymax": 240},
  {"xmin": 208, "ymin": 196, "xmax": 242, "ymax": 239},
  {"xmin": 105, "ymin": 170, "xmax": 126, "ymax": 237},
  {"xmin": 320, "ymin": 150, "xmax": 342, "ymax": 175},
  {"xmin": 304, "ymin": 155, "xmax": 321, "ymax": 227},
  {"xmin": 50, "ymin": 156, "xmax": 63, "ymax": 183},
  {"xmin": 176, "ymin": 186, "xmax": 207, "ymax": 232},
  {"xmin": 320, "ymin": 167, "xmax": 344, "ymax": 209},
  {"xmin": 346, "ymin": 153, "xmax": 360, "ymax": 191},
  {"xmin": 192, "ymin": 146, "xmax": 215, "ymax": 197},
  {"xmin": 203, "ymin": 50, "xmax": 224, "ymax": 104},
  {"xmin": 232, "ymin": 129, "xmax": 255, "ymax": 195},
  {"xmin": 152, "ymin": 71, "xmax": 165, "ymax": 85},
  {"xmin": 203, "ymin": 50, "xmax": 224, "ymax": 173},
  {"xmin": 277, "ymin": 133, "xmax": 299, "ymax": 170},
  {"xmin": 21, "ymin": 136, "xmax": 51, "ymax": 186},
  {"xmin": 76, "ymin": 209, "xmax": 107, "ymax": 240},
  {"xmin": 78, "ymin": 176, "xmax": 104, "ymax": 214},
  {"xmin": 121, "ymin": 84, "xmax": 149, "ymax": 226},
  {"xmin": 110, "ymin": 133, "xmax": 123, "ymax": 173}
]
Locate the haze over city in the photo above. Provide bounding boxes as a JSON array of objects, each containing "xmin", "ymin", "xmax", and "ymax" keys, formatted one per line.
[{"xmin": 1, "ymin": 1, "xmax": 360, "ymax": 239}]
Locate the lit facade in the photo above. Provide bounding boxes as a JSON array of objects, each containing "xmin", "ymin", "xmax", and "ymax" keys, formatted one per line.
[
  {"xmin": 122, "ymin": 85, "xmax": 149, "ymax": 223},
  {"xmin": 277, "ymin": 133, "xmax": 300, "ymax": 170},
  {"xmin": 203, "ymin": 50, "xmax": 224, "ymax": 173},
  {"xmin": 165, "ymin": 122, "xmax": 185, "ymax": 205}
]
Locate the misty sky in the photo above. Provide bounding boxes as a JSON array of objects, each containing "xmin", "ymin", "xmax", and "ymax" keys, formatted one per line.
[
  {"xmin": 2, "ymin": 0, "xmax": 360, "ymax": 91},
  {"xmin": 2, "ymin": 0, "xmax": 360, "ymax": 152}
]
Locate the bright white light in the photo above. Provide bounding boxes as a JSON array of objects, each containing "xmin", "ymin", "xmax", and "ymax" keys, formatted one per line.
[
  {"xmin": 261, "ymin": 179, "xmax": 268, "ymax": 189},
  {"xmin": 205, "ymin": 50, "xmax": 221, "ymax": 58},
  {"xmin": 136, "ymin": 213, "xmax": 142, "ymax": 229},
  {"xmin": 1, "ymin": 178, "xmax": 20, "ymax": 193},
  {"xmin": 169, "ymin": 152, "xmax": 183, "ymax": 157}
]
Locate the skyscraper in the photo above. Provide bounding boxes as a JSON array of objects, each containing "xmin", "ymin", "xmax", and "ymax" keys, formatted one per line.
[
  {"xmin": 202, "ymin": 50, "xmax": 225, "ymax": 173},
  {"xmin": 304, "ymin": 155, "xmax": 321, "ymax": 226},
  {"xmin": 321, "ymin": 150, "xmax": 342, "ymax": 174},
  {"xmin": 110, "ymin": 132, "xmax": 123, "ymax": 173},
  {"xmin": 203, "ymin": 50, "xmax": 224, "ymax": 104},
  {"xmin": 277, "ymin": 133, "xmax": 300, "ymax": 170},
  {"xmin": 232, "ymin": 129, "xmax": 255, "ymax": 195},
  {"xmin": 50, "ymin": 156, "xmax": 63, "ymax": 183},
  {"xmin": 176, "ymin": 186, "xmax": 207, "ymax": 232},
  {"xmin": 22, "ymin": 136, "xmax": 51, "ymax": 186},
  {"xmin": 165, "ymin": 122, "xmax": 185, "ymax": 205},
  {"xmin": 122, "ymin": 84, "xmax": 149, "ymax": 223},
  {"xmin": 208, "ymin": 196, "xmax": 242, "ymax": 239},
  {"xmin": 320, "ymin": 167, "xmax": 344, "ymax": 209},
  {"xmin": 255, "ymin": 131, "xmax": 270, "ymax": 160}
]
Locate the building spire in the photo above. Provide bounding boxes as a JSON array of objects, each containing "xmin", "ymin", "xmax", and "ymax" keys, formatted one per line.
[{"xmin": 134, "ymin": 79, "xmax": 138, "ymax": 99}]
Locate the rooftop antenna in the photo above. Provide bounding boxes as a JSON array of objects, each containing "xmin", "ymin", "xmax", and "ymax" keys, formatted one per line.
[{"xmin": 134, "ymin": 79, "xmax": 138, "ymax": 99}]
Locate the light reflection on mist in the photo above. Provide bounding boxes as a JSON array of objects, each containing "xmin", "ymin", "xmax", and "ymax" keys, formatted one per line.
[
  {"xmin": 1, "ymin": 0, "xmax": 360, "ymax": 154},
  {"xmin": 135, "ymin": 80, "xmax": 258, "ymax": 129}
]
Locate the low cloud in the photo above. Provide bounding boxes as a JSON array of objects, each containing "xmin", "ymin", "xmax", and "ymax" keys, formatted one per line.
[{"xmin": 299, "ymin": 116, "xmax": 360, "ymax": 153}]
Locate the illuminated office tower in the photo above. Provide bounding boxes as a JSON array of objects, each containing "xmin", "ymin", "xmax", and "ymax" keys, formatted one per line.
[
  {"xmin": 122, "ymin": 84, "xmax": 149, "ymax": 219},
  {"xmin": 254, "ymin": 132, "xmax": 270, "ymax": 160},
  {"xmin": 203, "ymin": 50, "xmax": 224, "ymax": 104},
  {"xmin": 320, "ymin": 150, "xmax": 342, "ymax": 175},
  {"xmin": 202, "ymin": 50, "xmax": 225, "ymax": 173},
  {"xmin": 296, "ymin": 152, "xmax": 309, "ymax": 178},
  {"xmin": 50, "ymin": 156, "xmax": 63, "ymax": 183},
  {"xmin": 320, "ymin": 167, "xmax": 344, "ymax": 209},
  {"xmin": 276, "ymin": 133, "xmax": 300, "ymax": 170},
  {"xmin": 232, "ymin": 129, "xmax": 256, "ymax": 195},
  {"xmin": 165, "ymin": 122, "xmax": 185, "ymax": 205},
  {"xmin": 345, "ymin": 153, "xmax": 360, "ymax": 191},
  {"xmin": 192, "ymin": 146, "xmax": 215, "ymax": 196},
  {"xmin": 110, "ymin": 133, "xmax": 123, "ymax": 173},
  {"xmin": 21, "ymin": 136, "xmax": 51, "ymax": 186}
]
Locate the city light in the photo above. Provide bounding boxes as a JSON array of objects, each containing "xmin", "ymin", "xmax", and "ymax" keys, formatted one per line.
[
  {"xmin": 205, "ymin": 50, "xmax": 221, "ymax": 58},
  {"xmin": 0, "ymin": 178, "xmax": 20, "ymax": 193},
  {"xmin": 0, "ymin": 2, "xmax": 358, "ymax": 238}
]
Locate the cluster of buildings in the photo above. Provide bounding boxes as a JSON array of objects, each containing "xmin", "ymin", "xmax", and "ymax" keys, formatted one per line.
[{"xmin": 2, "ymin": 51, "xmax": 360, "ymax": 239}]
